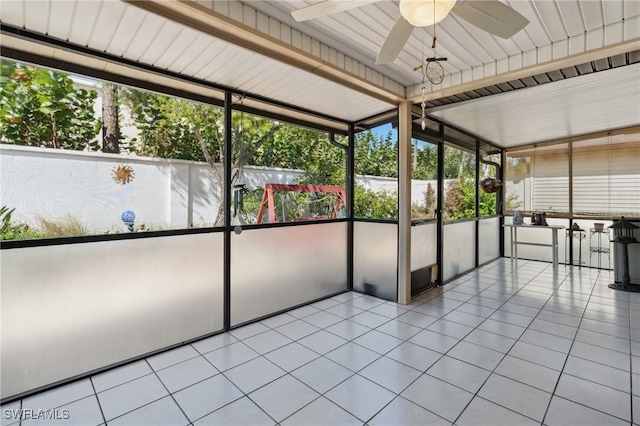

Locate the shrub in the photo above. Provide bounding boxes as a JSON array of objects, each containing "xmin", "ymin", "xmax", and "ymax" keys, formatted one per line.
[
  {"xmin": 354, "ymin": 184, "xmax": 398, "ymax": 220},
  {"xmin": 444, "ymin": 178, "xmax": 498, "ymax": 221},
  {"xmin": 412, "ymin": 183, "xmax": 436, "ymax": 220},
  {"xmin": 0, "ymin": 206, "xmax": 43, "ymax": 240}
]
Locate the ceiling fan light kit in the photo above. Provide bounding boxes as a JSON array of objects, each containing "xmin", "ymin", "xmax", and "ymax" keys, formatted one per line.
[
  {"xmin": 291, "ymin": 0, "xmax": 529, "ymax": 64},
  {"xmin": 399, "ymin": 0, "xmax": 456, "ymax": 27}
]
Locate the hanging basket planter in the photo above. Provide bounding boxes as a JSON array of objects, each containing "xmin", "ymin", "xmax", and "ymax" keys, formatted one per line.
[{"xmin": 480, "ymin": 177, "xmax": 502, "ymax": 194}]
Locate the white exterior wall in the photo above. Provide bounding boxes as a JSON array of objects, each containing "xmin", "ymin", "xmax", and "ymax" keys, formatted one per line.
[
  {"xmin": 1, "ymin": 145, "xmax": 303, "ymax": 231},
  {"xmin": 2, "ymin": 145, "xmax": 177, "ymax": 232},
  {"xmin": 1, "ymin": 145, "xmax": 439, "ymax": 233}
]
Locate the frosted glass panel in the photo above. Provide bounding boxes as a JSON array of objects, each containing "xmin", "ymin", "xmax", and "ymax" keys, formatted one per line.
[
  {"xmin": 230, "ymin": 222, "xmax": 347, "ymax": 326},
  {"xmin": 353, "ymin": 221, "xmax": 397, "ymax": 301},
  {"xmin": 444, "ymin": 221, "xmax": 476, "ymax": 281},
  {"xmin": 478, "ymin": 217, "xmax": 501, "ymax": 264},
  {"xmin": 411, "ymin": 223, "xmax": 437, "ymax": 270},
  {"xmin": 1, "ymin": 233, "xmax": 224, "ymax": 400}
]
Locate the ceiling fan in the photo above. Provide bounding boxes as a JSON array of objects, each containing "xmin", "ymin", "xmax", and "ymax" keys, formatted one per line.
[{"xmin": 291, "ymin": 0, "xmax": 529, "ymax": 64}]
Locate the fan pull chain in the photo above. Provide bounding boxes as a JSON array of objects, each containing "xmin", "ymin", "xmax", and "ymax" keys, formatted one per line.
[
  {"xmin": 432, "ymin": 0, "xmax": 437, "ymax": 51},
  {"xmin": 421, "ymin": 32, "xmax": 427, "ymax": 130}
]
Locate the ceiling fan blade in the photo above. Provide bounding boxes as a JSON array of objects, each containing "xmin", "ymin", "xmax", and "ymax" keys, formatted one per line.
[
  {"xmin": 376, "ymin": 16, "xmax": 414, "ymax": 65},
  {"xmin": 291, "ymin": 0, "xmax": 379, "ymax": 22},
  {"xmin": 453, "ymin": 0, "xmax": 529, "ymax": 39}
]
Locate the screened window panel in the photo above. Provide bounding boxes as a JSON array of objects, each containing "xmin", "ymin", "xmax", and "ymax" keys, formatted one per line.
[
  {"xmin": 573, "ymin": 134, "xmax": 640, "ymax": 218},
  {"xmin": 506, "ymin": 144, "xmax": 569, "ymax": 214},
  {"xmin": 443, "ymin": 144, "xmax": 476, "ymax": 221},
  {"xmin": 354, "ymin": 123, "xmax": 398, "ymax": 220},
  {"xmin": 411, "ymin": 138, "xmax": 438, "ymax": 221},
  {"xmin": 479, "ymin": 142, "xmax": 501, "ymax": 217}
]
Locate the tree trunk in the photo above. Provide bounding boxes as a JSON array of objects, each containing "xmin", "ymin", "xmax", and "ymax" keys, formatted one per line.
[{"xmin": 102, "ymin": 83, "xmax": 119, "ymax": 154}]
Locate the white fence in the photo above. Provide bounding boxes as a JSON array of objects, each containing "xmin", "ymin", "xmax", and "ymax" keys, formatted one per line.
[{"xmin": 1, "ymin": 145, "xmax": 439, "ymax": 233}]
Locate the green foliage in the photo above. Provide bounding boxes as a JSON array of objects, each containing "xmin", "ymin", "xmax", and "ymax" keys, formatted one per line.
[
  {"xmin": 444, "ymin": 177, "xmax": 475, "ymax": 220},
  {"xmin": 120, "ymin": 88, "xmax": 218, "ymax": 161},
  {"xmin": 120, "ymin": 87, "xmax": 347, "ymax": 173},
  {"xmin": 353, "ymin": 184, "xmax": 398, "ymax": 220},
  {"xmin": 1, "ymin": 206, "xmax": 15, "ymax": 232},
  {"xmin": 235, "ymin": 188, "xmax": 264, "ymax": 221},
  {"xmin": 352, "ymin": 129, "xmax": 399, "ymax": 219},
  {"xmin": 444, "ymin": 145, "xmax": 476, "ymax": 179},
  {"xmin": 297, "ymin": 134, "xmax": 402, "ymax": 220},
  {"xmin": 0, "ymin": 206, "xmax": 90, "ymax": 240},
  {"xmin": 297, "ymin": 160, "xmax": 345, "ymax": 187},
  {"xmin": 0, "ymin": 206, "xmax": 43, "ymax": 240},
  {"xmin": 443, "ymin": 177, "xmax": 497, "ymax": 221},
  {"xmin": 0, "ymin": 225, "xmax": 42, "ymax": 241},
  {"xmin": 410, "ymin": 144, "xmax": 484, "ymax": 221},
  {"xmin": 355, "ymin": 130, "xmax": 397, "ymax": 178},
  {"xmin": 412, "ymin": 143, "xmax": 438, "ymax": 180},
  {"xmin": 256, "ymin": 126, "xmax": 345, "ymax": 172},
  {"xmin": 411, "ymin": 143, "xmax": 476, "ymax": 181},
  {"xmin": 0, "ymin": 60, "xmax": 99, "ymax": 150},
  {"xmin": 479, "ymin": 189, "xmax": 498, "ymax": 217}
]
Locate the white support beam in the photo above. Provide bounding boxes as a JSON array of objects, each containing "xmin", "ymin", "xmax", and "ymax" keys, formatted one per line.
[
  {"xmin": 407, "ymin": 37, "xmax": 640, "ymax": 102},
  {"xmin": 124, "ymin": 0, "xmax": 405, "ymax": 105},
  {"xmin": 397, "ymin": 101, "xmax": 412, "ymax": 305}
]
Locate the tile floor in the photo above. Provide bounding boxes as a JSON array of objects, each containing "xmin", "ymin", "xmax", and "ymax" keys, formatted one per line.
[{"xmin": 2, "ymin": 258, "xmax": 639, "ymax": 426}]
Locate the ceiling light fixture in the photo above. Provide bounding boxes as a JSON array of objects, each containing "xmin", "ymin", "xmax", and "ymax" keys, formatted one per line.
[{"xmin": 399, "ymin": 0, "xmax": 456, "ymax": 27}]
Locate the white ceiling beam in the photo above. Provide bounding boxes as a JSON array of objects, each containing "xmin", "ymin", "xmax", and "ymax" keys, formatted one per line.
[
  {"xmin": 124, "ymin": 0, "xmax": 405, "ymax": 106},
  {"xmin": 408, "ymin": 37, "xmax": 640, "ymax": 103}
]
